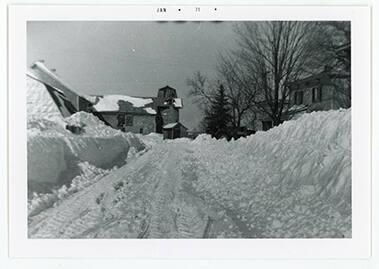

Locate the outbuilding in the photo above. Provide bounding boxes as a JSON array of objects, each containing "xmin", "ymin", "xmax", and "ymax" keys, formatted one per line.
[{"xmin": 162, "ymin": 122, "xmax": 188, "ymax": 139}]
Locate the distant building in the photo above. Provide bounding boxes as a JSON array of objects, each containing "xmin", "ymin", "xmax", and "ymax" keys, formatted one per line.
[
  {"xmin": 248, "ymin": 42, "xmax": 351, "ymax": 132},
  {"xmin": 87, "ymin": 85, "xmax": 184, "ymax": 135},
  {"xmin": 286, "ymin": 66, "xmax": 350, "ymax": 118},
  {"xmin": 162, "ymin": 122, "xmax": 188, "ymax": 139},
  {"xmin": 248, "ymin": 66, "xmax": 350, "ymax": 132},
  {"xmin": 27, "ymin": 61, "xmax": 187, "ymax": 137}
]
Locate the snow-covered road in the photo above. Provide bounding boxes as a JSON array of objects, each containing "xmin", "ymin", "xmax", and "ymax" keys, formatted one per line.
[
  {"xmin": 28, "ymin": 105, "xmax": 351, "ymax": 239},
  {"xmin": 28, "ymin": 141, "xmax": 248, "ymax": 238}
]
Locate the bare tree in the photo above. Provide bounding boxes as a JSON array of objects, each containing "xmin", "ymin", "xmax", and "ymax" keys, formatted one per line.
[
  {"xmin": 233, "ymin": 21, "xmax": 323, "ymax": 126},
  {"xmin": 315, "ymin": 21, "xmax": 351, "ymax": 108},
  {"xmin": 309, "ymin": 21, "xmax": 350, "ymax": 72},
  {"xmin": 187, "ymin": 59, "xmax": 257, "ymax": 129},
  {"xmin": 186, "ymin": 71, "xmax": 220, "ymax": 131},
  {"xmin": 216, "ymin": 53, "xmax": 257, "ymax": 128},
  {"xmin": 186, "ymin": 71, "xmax": 216, "ymax": 106}
]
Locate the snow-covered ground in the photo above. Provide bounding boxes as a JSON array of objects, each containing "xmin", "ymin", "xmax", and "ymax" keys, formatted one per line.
[
  {"xmin": 191, "ymin": 109, "xmax": 351, "ymax": 238},
  {"xmin": 27, "ymin": 77, "xmax": 351, "ymax": 238},
  {"xmin": 27, "ymin": 77, "xmax": 146, "ymax": 213}
]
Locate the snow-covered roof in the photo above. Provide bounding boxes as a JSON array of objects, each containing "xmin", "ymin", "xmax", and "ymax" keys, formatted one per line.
[
  {"xmin": 144, "ymin": 107, "xmax": 157, "ymax": 115},
  {"xmin": 93, "ymin": 95, "xmax": 154, "ymax": 112},
  {"xmin": 163, "ymin": 123, "xmax": 179, "ymax": 129},
  {"xmin": 162, "ymin": 98, "xmax": 183, "ymax": 108},
  {"xmin": 173, "ymin": 98, "xmax": 183, "ymax": 108},
  {"xmin": 163, "ymin": 122, "xmax": 187, "ymax": 129},
  {"xmin": 82, "ymin": 95, "xmax": 98, "ymax": 104}
]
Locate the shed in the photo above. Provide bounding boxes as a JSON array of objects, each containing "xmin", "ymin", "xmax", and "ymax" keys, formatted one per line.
[{"xmin": 163, "ymin": 122, "xmax": 188, "ymax": 139}]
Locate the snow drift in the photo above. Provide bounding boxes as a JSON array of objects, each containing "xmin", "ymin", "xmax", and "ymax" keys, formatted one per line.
[
  {"xmin": 28, "ymin": 107, "xmax": 351, "ymax": 238},
  {"xmin": 192, "ymin": 109, "xmax": 351, "ymax": 237},
  {"xmin": 27, "ymin": 113, "xmax": 145, "ymax": 194},
  {"xmin": 27, "ymin": 76, "xmax": 146, "ymax": 197}
]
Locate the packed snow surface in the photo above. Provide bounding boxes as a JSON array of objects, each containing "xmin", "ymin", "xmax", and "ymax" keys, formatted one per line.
[
  {"xmin": 93, "ymin": 94, "xmax": 153, "ymax": 111},
  {"xmin": 28, "ymin": 108, "xmax": 351, "ymax": 238}
]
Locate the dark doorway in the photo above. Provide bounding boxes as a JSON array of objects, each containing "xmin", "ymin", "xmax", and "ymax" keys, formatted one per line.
[
  {"xmin": 155, "ymin": 109, "xmax": 164, "ymax": 133},
  {"xmin": 173, "ymin": 127, "xmax": 181, "ymax": 138}
]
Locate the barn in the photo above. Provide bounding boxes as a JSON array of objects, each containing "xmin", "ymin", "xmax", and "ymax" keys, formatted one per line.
[
  {"xmin": 27, "ymin": 61, "xmax": 188, "ymax": 137},
  {"xmin": 86, "ymin": 86, "xmax": 186, "ymax": 136}
]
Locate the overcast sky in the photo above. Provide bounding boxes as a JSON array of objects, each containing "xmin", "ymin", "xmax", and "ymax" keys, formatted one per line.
[{"xmin": 27, "ymin": 21, "xmax": 238, "ymax": 130}]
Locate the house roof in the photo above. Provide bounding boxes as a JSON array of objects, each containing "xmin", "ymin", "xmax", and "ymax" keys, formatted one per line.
[
  {"xmin": 83, "ymin": 94, "xmax": 183, "ymax": 115},
  {"xmin": 163, "ymin": 122, "xmax": 188, "ymax": 129},
  {"xmin": 85, "ymin": 94, "xmax": 157, "ymax": 115},
  {"xmin": 286, "ymin": 71, "xmax": 350, "ymax": 90},
  {"xmin": 152, "ymin": 97, "xmax": 183, "ymax": 109},
  {"xmin": 158, "ymin": 85, "xmax": 177, "ymax": 92},
  {"xmin": 163, "ymin": 123, "xmax": 179, "ymax": 129}
]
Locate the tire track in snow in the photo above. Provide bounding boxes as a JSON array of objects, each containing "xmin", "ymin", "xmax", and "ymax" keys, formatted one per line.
[
  {"xmin": 146, "ymin": 144, "xmax": 210, "ymax": 238},
  {"xmin": 29, "ymin": 141, "xmax": 248, "ymax": 238},
  {"xmin": 28, "ymin": 146, "xmax": 165, "ymax": 238},
  {"xmin": 179, "ymin": 147, "xmax": 259, "ymax": 238}
]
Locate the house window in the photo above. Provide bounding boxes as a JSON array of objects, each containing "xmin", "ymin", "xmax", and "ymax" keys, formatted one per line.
[
  {"xmin": 139, "ymin": 128, "xmax": 143, "ymax": 134},
  {"xmin": 294, "ymin": 91, "xmax": 303, "ymax": 105},
  {"xmin": 312, "ymin": 87, "xmax": 322, "ymax": 103},
  {"xmin": 125, "ymin": 115, "xmax": 133, "ymax": 126}
]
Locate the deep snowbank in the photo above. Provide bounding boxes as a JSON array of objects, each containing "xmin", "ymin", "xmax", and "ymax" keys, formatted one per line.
[
  {"xmin": 28, "ymin": 109, "xmax": 351, "ymax": 238},
  {"xmin": 28, "ymin": 113, "xmax": 145, "ymax": 193},
  {"xmin": 135, "ymin": 132, "xmax": 164, "ymax": 148},
  {"xmin": 192, "ymin": 109, "xmax": 351, "ymax": 237},
  {"xmin": 27, "ymin": 76, "xmax": 146, "ymax": 197},
  {"xmin": 27, "ymin": 74, "xmax": 351, "ymax": 238}
]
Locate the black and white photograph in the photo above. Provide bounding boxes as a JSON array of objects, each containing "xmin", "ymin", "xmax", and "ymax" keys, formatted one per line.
[{"xmin": 26, "ymin": 20, "xmax": 352, "ymax": 239}]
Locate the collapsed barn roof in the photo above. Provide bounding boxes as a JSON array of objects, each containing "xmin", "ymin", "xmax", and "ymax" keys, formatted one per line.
[{"xmin": 27, "ymin": 61, "xmax": 182, "ymax": 117}]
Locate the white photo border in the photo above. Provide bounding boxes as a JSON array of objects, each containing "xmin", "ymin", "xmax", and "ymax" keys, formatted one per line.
[{"xmin": 8, "ymin": 5, "xmax": 371, "ymax": 259}]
